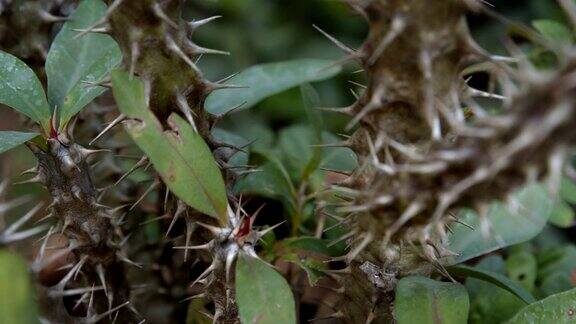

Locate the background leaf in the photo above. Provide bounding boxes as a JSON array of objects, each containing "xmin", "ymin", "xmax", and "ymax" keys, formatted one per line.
[
  {"xmin": 446, "ymin": 183, "xmax": 554, "ymax": 265},
  {"xmin": 236, "ymin": 253, "xmax": 296, "ymax": 324},
  {"xmin": 533, "ymin": 20, "xmax": 573, "ymax": 43},
  {"xmin": 465, "ymin": 255, "xmax": 527, "ymax": 324},
  {"xmin": 234, "ymin": 154, "xmax": 298, "ymax": 216},
  {"xmin": 0, "ymin": 251, "xmax": 38, "ymax": 324},
  {"xmin": 560, "ymin": 177, "xmax": 576, "ymax": 204},
  {"xmin": 394, "ymin": 276, "xmax": 470, "ymax": 324},
  {"xmin": 536, "ymin": 245, "xmax": 576, "ymax": 297},
  {"xmin": 448, "ymin": 265, "xmax": 536, "ymax": 304},
  {"xmin": 320, "ymin": 132, "xmax": 357, "ymax": 172},
  {"xmin": 278, "ymin": 237, "xmax": 333, "ymax": 256},
  {"xmin": 299, "ymin": 84, "xmax": 323, "ymax": 182},
  {"xmin": 505, "ymin": 250, "xmax": 538, "ymax": 292},
  {"xmin": 186, "ymin": 299, "xmax": 212, "ymax": 324},
  {"xmin": 275, "ymin": 125, "xmax": 357, "ymax": 183},
  {"xmin": 278, "ymin": 125, "xmax": 320, "ymax": 183},
  {"xmin": 0, "ymin": 131, "xmax": 39, "ymax": 155},
  {"xmin": 549, "ymin": 201, "xmax": 574, "ymax": 228},
  {"xmin": 211, "ymin": 128, "xmax": 249, "ymax": 168},
  {"xmin": 0, "ymin": 51, "xmax": 51, "ymax": 131},
  {"xmin": 205, "ymin": 59, "xmax": 341, "ymax": 115},
  {"xmin": 46, "ymin": 0, "xmax": 122, "ymax": 128},
  {"xmin": 282, "ymin": 253, "xmax": 327, "ymax": 286},
  {"xmin": 111, "ymin": 70, "xmax": 228, "ymax": 224},
  {"xmin": 506, "ymin": 288, "xmax": 576, "ymax": 324}
]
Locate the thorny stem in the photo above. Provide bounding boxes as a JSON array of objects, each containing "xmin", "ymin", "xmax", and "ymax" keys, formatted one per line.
[
  {"xmin": 330, "ymin": 0, "xmax": 576, "ymax": 322},
  {"xmin": 28, "ymin": 133, "xmax": 135, "ymax": 323},
  {"xmin": 105, "ymin": 0, "xmax": 243, "ymax": 322}
]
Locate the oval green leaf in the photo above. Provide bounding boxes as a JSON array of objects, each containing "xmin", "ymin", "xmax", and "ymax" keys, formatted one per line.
[
  {"xmin": 394, "ymin": 276, "xmax": 470, "ymax": 324},
  {"xmin": 205, "ymin": 59, "xmax": 341, "ymax": 115},
  {"xmin": 549, "ymin": 200, "xmax": 575, "ymax": 228},
  {"xmin": 0, "ymin": 251, "xmax": 39, "ymax": 324},
  {"xmin": 111, "ymin": 70, "xmax": 228, "ymax": 224},
  {"xmin": 446, "ymin": 183, "xmax": 554, "ymax": 265},
  {"xmin": 282, "ymin": 253, "xmax": 327, "ymax": 287},
  {"xmin": 506, "ymin": 251, "xmax": 538, "ymax": 291},
  {"xmin": 0, "ymin": 51, "xmax": 51, "ymax": 132},
  {"xmin": 560, "ymin": 177, "xmax": 576, "ymax": 204},
  {"xmin": 234, "ymin": 151, "xmax": 298, "ymax": 216},
  {"xmin": 448, "ymin": 265, "xmax": 536, "ymax": 304},
  {"xmin": 533, "ymin": 20, "xmax": 573, "ymax": 44},
  {"xmin": 465, "ymin": 255, "xmax": 527, "ymax": 323},
  {"xmin": 505, "ymin": 288, "xmax": 576, "ymax": 324},
  {"xmin": 279, "ymin": 237, "xmax": 333, "ymax": 256},
  {"xmin": 211, "ymin": 128, "xmax": 249, "ymax": 168},
  {"xmin": 46, "ymin": 0, "xmax": 122, "ymax": 128},
  {"xmin": 537, "ymin": 246, "xmax": 576, "ymax": 297},
  {"xmin": 0, "ymin": 131, "xmax": 39, "ymax": 155},
  {"xmin": 236, "ymin": 252, "xmax": 296, "ymax": 324}
]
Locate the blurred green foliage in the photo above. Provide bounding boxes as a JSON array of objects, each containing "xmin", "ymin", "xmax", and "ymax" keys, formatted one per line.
[{"xmin": 1, "ymin": 1, "xmax": 576, "ymax": 323}]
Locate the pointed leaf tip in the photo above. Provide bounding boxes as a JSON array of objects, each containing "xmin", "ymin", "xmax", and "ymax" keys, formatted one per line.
[
  {"xmin": 236, "ymin": 252, "xmax": 296, "ymax": 324},
  {"xmin": 111, "ymin": 70, "xmax": 228, "ymax": 224},
  {"xmin": 205, "ymin": 59, "xmax": 342, "ymax": 115},
  {"xmin": 0, "ymin": 131, "xmax": 40, "ymax": 155},
  {"xmin": 394, "ymin": 276, "xmax": 470, "ymax": 324},
  {"xmin": 46, "ymin": 0, "xmax": 122, "ymax": 129},
  {"xmin": 0, "ymin": 51, "xmax": 51, "ymax": 132}
]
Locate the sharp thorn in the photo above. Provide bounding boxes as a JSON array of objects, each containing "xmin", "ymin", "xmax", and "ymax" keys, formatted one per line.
[
  {"xmin": 309, "ymin": 311, "xmax": 344, "ymax": 322},
  {"xmin": 130, "ymin": 180, "xmax": 160, "ymax": 211},
  {"xmin": 312, "ymin": 25, "xmax": 356, "ymax": 55},
  {"xmin": 90, "ymin": 114, "xmax": 126, "ymax": 146},
  {"xmin": 188, "ymin": 16, "xmax": 222, "ymax": 30},
  {"xmin": 115, "ymin": 156, "xmax": 149, "ymax": 186},
  {"xmin": 72, "ymin": 27, "xmax": 110, "ymax": 34},
  {"xmin": 152, "ymin": 3, "xmax": 178, "ymax": 29},
  {"xmin": 38, "ymin": 10, "xmax": 69, "ymax": 23}
]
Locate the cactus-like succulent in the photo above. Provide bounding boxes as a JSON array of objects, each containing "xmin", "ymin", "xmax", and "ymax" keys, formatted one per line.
[
  {"xmin": 314, "ymin": 0, "xmax": 576, "ymax": 322},
  {"xmin": 0, "ymin": 0, "xmax": 76, "ymax": 69}
]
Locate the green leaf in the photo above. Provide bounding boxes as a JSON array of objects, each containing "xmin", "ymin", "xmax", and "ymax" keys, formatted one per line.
[
  {"xmin": 448, "ymin": 265, "xmax": 536, "ymax": 304},
  {"xmin": 276, "ymin": 125, "xmax": 357, "ymax": 183},
  {"xmin": 0, "ymin": 131, "xmax": 39, "ymax": 155},
  {"xmin": 446, "ymin": 183, "xmax": 554, "ymax": 265},
  {"xmin": 505, "ymin": 251, "xmax": 538, "ymax": 292},
  {"xmin": 143, "ymin": 214, "xmax": 161, "ymax": 245},
  {"xmin": 279, "ymin": 237, "xmax": 333, "ymax": 256},
  {"xmin": 537, "ymin": 246, "xmax": 576, "ymax": 297},
  {"xmin": 283, "ymin": 253, "xmax": 327, "ymax": 286},
  {"xmin": 299, "ymin": 84, "xmax": 323, "ymax": 182},
  {"xmin": 186, "ymin": 299, "xmax": 212, "ymax": 324},
  {"xmin": 220, "ymin": 113, "xmax": 275, "ymax": 151},
  {"xmin": 278, "ymin": 125, "xmax": 319, "ymax": 182},
  {"xmin": 505, "ymin": 288, "xmax": 576, "ymax": 324},
  {"xmin": 236, "ymin": 252, "xmax": 296, "ymax": 324},
  {"xmin": 465, "ymin": 255, "xmax": 526, "ymax": 324},
  {"xmin": 301, "ymin": 84, "xmax": 323, "ymax": 136},
  {"xmin": 560, "ymin": 177, "xmax": 576, "ymax": 204},
  {"xmin": 320, "ymin": 132, "xmax": 357, "ymax": 172},
  {"xmin": 234, "ymin": 153, "xmax": 298, "ymax": 215},
  {"xmin": 211, "ymin": 128, "xmax": 249, "ymax": 168},
  {"xmin": 533, "ymin": 20, "xmax": 573, "ymax": 43},
  {"xmin": 0, "ymin": 251, "xmax": 38, "ymax": 324},
  {"xmin": 205, "ymin": 59, "xmax": 341, "ymax": 115},
  {"xmin": 0, "ymin": 51, "xmax": 51, "ymax": 132},
  {"xmin": 549, "ymin": 201, "xmax": 575, "ymax": 228},
  {"xmin": 394, "ymin": 276, "xmax": 469, "ymax": 324},
  {"xmin": 111, "ymin": 70, "xmax": 228, "ymax": 224},
  {"xmin": 46, "ymin": 0, "xmax": 122, "ymax": 128}
]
